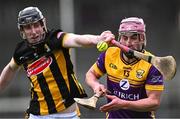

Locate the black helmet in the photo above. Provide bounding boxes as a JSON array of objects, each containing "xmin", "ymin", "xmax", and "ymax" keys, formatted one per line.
[
  {"xmin": 18, "ymin": 6, "xmax": 47, "ymax": 44},
  {"xmin": 18, "ymin": 7, "xmax": 44, "ymax": 29}
]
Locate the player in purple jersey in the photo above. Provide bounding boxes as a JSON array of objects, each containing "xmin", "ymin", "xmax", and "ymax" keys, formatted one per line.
[{"xmin": 85, "ymin": 17, "xmax": 164, "ymax": 118}]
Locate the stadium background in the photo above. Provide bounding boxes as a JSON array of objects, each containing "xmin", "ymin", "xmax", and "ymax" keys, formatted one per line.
[{"xmin": 0, "ymin": 0, "xmax": 179, "ymax": 118}]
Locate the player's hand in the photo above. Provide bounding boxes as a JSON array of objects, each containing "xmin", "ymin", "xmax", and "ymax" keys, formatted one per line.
[
  {"xmin": 100, "ymin": 94, "xmax": 126, "ymax": 112},
  {"xmin": 93, "ymin": 84, "xmax": 108, "ymax": 97},
  {"xmin": 99, "ymin": 30, "xmax": 115, "ymax": 43}
]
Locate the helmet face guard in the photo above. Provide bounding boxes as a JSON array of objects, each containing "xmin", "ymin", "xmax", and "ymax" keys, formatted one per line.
[
  {"xmin": 18, "ymin": 7, "xmax": 47, "ymax": 46},
  {"xmin": 118, "ymin": 17, "xmax": 146, "ymax": 47}
]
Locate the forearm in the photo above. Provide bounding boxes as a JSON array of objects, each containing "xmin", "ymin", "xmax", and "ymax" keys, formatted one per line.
[
  {"xmin": 0, "ymin": 60, "xmax": 19, "ymax": 91},
  {"xmin": 62, "ymin": 30, "xmax": 114, "ymax": 48},
  {"xmin": 85, "ymin": 70, "xmax": 101, "ymax": 91},
  {"xmin": 101, "ymin": 90, "xmax": 162, "ymax": 112},
  {"xmin": 63, "ymin": 33, "xmax": 100, "ymax": 48},
  {"xmin": 123, "ymin": 98, "xmax": 160, "ymax": 112},
  {"xmin": 77, "ymin": 34, "xmax": 101, "ymax": 46}
]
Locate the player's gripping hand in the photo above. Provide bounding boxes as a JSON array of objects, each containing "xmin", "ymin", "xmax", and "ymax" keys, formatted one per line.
[
  {"xmin": 93, "ymin": 84, "xmax": 109, "ymax": 97},
  {"xmin": 98, "ymin": 30, "xmax": 115, "ymax": 44}
]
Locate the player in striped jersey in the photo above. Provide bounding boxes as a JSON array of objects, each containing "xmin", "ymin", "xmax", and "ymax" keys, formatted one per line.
[
  {"xmin": 0, "ymin": 6, "xmax": 114, "ymax": 119},
  {"xmin": 85, "ymin": 17, "xmax": 164, "ymax": 118}
]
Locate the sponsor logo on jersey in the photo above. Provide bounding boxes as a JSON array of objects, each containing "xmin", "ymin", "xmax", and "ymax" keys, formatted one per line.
[
  {"xmin": 136, "ymin": 69, "xmax": 145, "ymax": 79},
  {"xmin": 119, "ymin": 79, "xmax": 130, "ymax": 90},
  {"xmin": 114, "ymin": 90, "xmax": 140, "ymax": 100},
  {"xmin": 109, "ymin": 63, "xmax": 117, "ymax": 69},
  {"xmin": 27, "ymin": 56, "xmax": 52, "ymax": 77},
  {"xmin": 150, "ymin": 75, "xmax": 162, "ymax": 83}
]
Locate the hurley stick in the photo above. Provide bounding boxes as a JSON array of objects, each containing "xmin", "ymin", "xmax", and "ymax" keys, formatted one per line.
[
  {"xmin": 111, "ymin": 40, "xmax": 176, "ymax": 80},
  {"xmin": 74, "ymin": 92, "xmax": 103, "ymax": 109},
  {"xmin": 74, "ymin": 40, "xmax": 177, "ymax": 109}
]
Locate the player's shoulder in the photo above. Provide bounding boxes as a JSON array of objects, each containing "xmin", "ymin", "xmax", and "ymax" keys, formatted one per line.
[
  {"xmin": 47, "ymin": 29, "xmax": 63, "ymax": 39},
  {"xmin": 106, "ymin": 46, "xmax": 120, "ymax": 53},
  {"xmin": 105, "ymin": 46, "xmax": 120, "ymax": 57},
  {"xmin": 15, "ymin": 41, "xmax": 28, "ymax": 52},
  {"xmin": 13, "ymin": 41, "xmax": 33, "ymax": 65}
]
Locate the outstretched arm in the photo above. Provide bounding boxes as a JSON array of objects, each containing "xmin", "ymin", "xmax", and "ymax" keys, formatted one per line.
[
  {"xmin": 0, "ymin": 58, "xmax": 20, "ymax": 91},
  {"xmin": 62, "ymin": 30, "xmax": 115, "ymax": 48}
]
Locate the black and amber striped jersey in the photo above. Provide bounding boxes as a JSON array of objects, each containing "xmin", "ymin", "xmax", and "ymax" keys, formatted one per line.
[
  {"xmin": 92, "ymin": 47, "xmax": 164, "ymax": 118},
  {"xmin": 13, "ymin": 29, "xmax": 87, "ymax": 115}
]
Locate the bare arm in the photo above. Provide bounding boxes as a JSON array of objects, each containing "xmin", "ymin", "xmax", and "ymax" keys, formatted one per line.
[
  {"xmin": 0, "ymin": 58, "xmax": 20, "ymax": 91},
  {"xmin": 85, "ymin": 66, "xmax": 107, "ymax": 94},
  {"xmin": 62, "ymin": 30, "xmax": 114, "ymax": 48},
  {"xmin": 124, "ymin": 90, "xmax": 161, "ymax": 111},
  {"xmin": 100, "ymin": 90, "xmax": 162, "ymax": 112}
]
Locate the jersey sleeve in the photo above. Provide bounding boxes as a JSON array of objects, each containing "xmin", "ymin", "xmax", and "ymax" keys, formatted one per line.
[
  {"xmin": 46, "ymin": 29, "xmax": 67, "ymax": 50},
  {"xmin": 145, "ymin": 65, "xmax": 164, "ymax": 91},
  {"xmin": 92, "ymin": 52, "xmax": 106, "ymax": 76}
]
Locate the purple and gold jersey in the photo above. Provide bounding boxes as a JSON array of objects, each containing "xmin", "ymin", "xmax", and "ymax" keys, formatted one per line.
[{"xmin": 92, "ymin": 47, "xmax": 164, "ymax": 118}]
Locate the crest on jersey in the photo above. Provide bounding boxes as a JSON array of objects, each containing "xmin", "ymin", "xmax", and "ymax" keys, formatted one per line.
[
  {"xmin": 136, "ymin": 69, "xmax": 145, "ymax": 79},
  {"xmin": 119, "ymin": 79, "xmax": 130, "ymax": 90}
]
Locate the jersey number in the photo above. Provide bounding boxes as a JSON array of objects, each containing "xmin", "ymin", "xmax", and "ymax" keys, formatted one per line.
[{"xmin": 124, "ymin": 70, "xmax": 130, "ymax": 77}]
